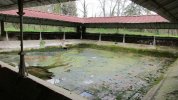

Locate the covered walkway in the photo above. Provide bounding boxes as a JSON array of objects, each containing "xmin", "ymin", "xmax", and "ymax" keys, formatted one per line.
[
  {"xmin": 1, "ymin": 9, "xmax": 178, "ymax": 29},
  {"xmin": 0, "ymin": 0, "xmax": 178, "ymax": 100}
]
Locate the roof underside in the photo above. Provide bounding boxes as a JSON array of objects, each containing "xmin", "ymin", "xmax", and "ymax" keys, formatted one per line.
[
  {"xmin": 0, "ymin": 0, "xmax": 75, "ymax": 10},
  {"xmin": 131, "ymin": 0, "xmax": 178, "ymax": 22}
]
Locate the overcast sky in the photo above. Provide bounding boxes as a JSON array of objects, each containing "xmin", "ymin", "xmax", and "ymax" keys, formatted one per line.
[
  {"xmin": 75, "ymin": 0, "xmax": 131, "ymax": 17},
  {"xmin": 76, "ymin": 0, "xmax": 101, "ymax": 17},
  {"xmin": 75, "ymin": 0, "xmax": 155, "ymax": 17}
]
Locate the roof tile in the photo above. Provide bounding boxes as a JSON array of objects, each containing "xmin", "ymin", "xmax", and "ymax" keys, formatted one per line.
[{"xmin": 0, "ymin": 9, "xmax": 169, "ymax": 24}]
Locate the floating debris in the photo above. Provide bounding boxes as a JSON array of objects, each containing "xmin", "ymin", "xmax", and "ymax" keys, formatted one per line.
[
  {"xmin": 91, "ymin": 57, "xmax": 97, "ymax": 59},
  {"xmin": 47, "ymin": 78, "xmax": 60, "ymax": 84},
  {"xmin": 80, "ymin": 92, "xmax": 93, "ymax": 98},
  {"xmin": 84, "ymin": 80, "xmax": 94, "ymax": 84}
]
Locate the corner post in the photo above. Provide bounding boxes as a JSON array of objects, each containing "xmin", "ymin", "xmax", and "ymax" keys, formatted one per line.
[
  {"xmin": 17, "ymin": 0, "xmax": 26, "ymax": 77},
  {"xmin": 1, "ymin": 21, "xmax": 5, "ymax": 37},
  {"xmin": 81, "ymin": 26, "xmax": 86, "ymax": 39}
]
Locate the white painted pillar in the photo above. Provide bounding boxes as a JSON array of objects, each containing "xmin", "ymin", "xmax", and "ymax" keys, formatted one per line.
[
  {"xmin": 63, "ymin": 32, "xmax": 66, "ymax": 41},
  {"xmin": 6, "ymin": 31, "xmax": 8, "ymax": 41},
  {"xmin": 123, "ymin": 34, "xmax": 125, "ymax": 43},
  {"xmin": 153, "ymin": 36, "xmax": 156, "ymax": 46},
  {"xmin": 99, "ymin": 33, "xmax": 102, "ymax": 41},
  {"xmin": 39, "ymin": 24, "xmax": 42, "ymax": 40},
  {"xmin": 80, "ymin": 31, "xmax": 83, "ymax": 39},
  {"xmin": 40, "ymin": 32, "xmax": 42, "ymax": 40}
]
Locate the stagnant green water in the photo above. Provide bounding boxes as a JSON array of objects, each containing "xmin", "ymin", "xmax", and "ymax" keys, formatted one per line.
[{"xmin": 0, "ymin": 47, "xmax": 174, "ymax": 100}]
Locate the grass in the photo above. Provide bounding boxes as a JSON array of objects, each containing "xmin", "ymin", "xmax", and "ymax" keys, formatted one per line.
[
  {"xmin": 166, "ymin": 90, "xmax": 178, "ymax": 100},
  {"xmin": 4, "ymin": 22, "xmax": 178, "ymax": 38},
  {"xmin": 87, "ymin": 28, "xmax": 178, "ymax": 38},
  {"xmin": 26, "ymin": 46, "xmax": 63, "ymax": 52},
  {"xmin": 5, "ymin": 23, "xmax": 75, "ymax": 32}
]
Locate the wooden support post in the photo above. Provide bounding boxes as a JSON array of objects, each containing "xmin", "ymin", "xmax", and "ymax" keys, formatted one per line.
[
  {"xmin": 82, "ymin": 26, "xmax": 86, "ymax": 34},
  {"xmin": 17, "ymin": 0, "xmax": 26, "ymax": 77},
  {"xmin": 1, "ymin": 21, "xmax": 5, "ymax": 37}
]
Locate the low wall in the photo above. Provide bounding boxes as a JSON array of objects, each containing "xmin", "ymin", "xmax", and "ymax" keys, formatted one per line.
[{"xmin": 2, "ymin": 32, "xmax": 178, "ymax": 46}]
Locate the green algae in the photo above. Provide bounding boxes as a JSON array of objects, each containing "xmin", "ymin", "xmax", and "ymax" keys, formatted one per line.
[
  {"xmin": 0, "ymin": 43, "xmax": 176, "ymax": 99},
  {"xmin": 69, "ymin": 43, "xmax": 178, "ymax": 58},
  {"xmin": 27, "ymin": 67, "xmax": 54, "ymax": 79}
]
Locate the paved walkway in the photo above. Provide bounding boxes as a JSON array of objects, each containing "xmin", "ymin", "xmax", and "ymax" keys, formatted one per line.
[
  {"xmin": 152, "ymin": 59, "xmax": 178, "ymax": 100},
  {"xmin": 0, "ymin": 39, "xmax": 178, "ymax": 54}
]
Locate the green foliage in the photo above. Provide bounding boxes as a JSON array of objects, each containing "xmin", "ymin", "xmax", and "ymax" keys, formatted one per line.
[
  {"xmin": 87, "ymin": 28, "xmax": 178, "ymax": 38},
  {"xmin": 116, "ymin": 93, "xmax": 123, "ymax": 100},
  {"xmin": 5, "ymin": 22, "xmax": 75, "ymax": 32},
  {"xmin": 123, "ymin": 2, "xmax": 143, "ymax": 16},
  {"xmin": 26, "ymin": 46, "xmax": 62, "ymax": 52},
  {"xmin": 61, "ymin": 1, "xmax": 77, "ymax": 16}
]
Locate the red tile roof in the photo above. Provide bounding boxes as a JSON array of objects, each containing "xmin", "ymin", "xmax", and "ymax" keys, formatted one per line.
[
  {"xmin": 0, "ymin": 9, "xmax": 83, "ymax": 23},
  {"xmin": 84, "ymin": 15, "xmax": 169, "ymax": 23},
  {"xmin": 0, "ymin": 9, "xmax": 169, "ymax": 24}
]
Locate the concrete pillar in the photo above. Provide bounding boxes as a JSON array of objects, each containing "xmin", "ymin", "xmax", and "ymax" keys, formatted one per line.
[
  {"xmin": 6, "ymin": 31, "xmax": 9, "ymax": 41},
  {"xmin": 77, "ymin": 26, "xmax": 86, "ymax": 39},
  {"xmin": 123, "ymin": 34, "xmax": 125, "ymax": 43},
  {"xmin": 63, "ymin": 32, "xmax": 66, "ymax": 41},
  {"xmin": 39, "ymin": 32, "xmax": 42, "ymax": 40},
  {"xmin": 39, "ymin": 24, "xmax": 42, "ymax": 40},
  {"xmin": 153, "ymin": 36, "xmax": 156, "ymax": 46},
  {"xmin": 80, "ymin": 31, "xmax": 83, "ymax": 39},
  {"xmin": 99, "ymin": 33, "xmax": 102, "ymax": 41}
]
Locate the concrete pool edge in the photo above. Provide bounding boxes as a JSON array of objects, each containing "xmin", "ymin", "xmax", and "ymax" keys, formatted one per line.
[
  {"xmin": 0, "ymin": 39, "xmax": 178, "ymax": 54},
  {"xmin": 143, "ymin": 58, "xmax": 178, "ymax": 100},
  {"xmin": 0, "ymin": 60, "xmax": 86, "ymax": 100},
  {"xmin": 0, "ymin": 39, "xmax": 178, "ymax": 99}
]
